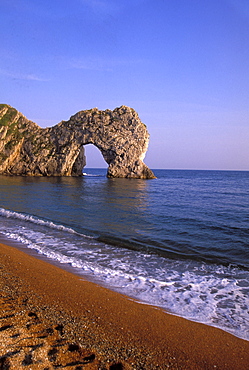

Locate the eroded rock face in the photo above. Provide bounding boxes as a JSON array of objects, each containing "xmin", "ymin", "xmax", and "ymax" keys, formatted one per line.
[{"xmin": 0, "ymin": 104, "xmax": 155, "ymax": 179}]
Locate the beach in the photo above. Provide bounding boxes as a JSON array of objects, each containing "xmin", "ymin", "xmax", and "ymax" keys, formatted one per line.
[
  {"xmin": 1, "ymin": 242, "xmax": 249, "ymax": 369},
  {"xmin": 1, "ymin": 171, "xmax": 249, "ymax": 343}
]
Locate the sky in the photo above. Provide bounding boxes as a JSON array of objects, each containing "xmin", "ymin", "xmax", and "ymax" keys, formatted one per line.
[{"xmin": 1, "ymin": 0, "xmax": 249, "ymax": 170}]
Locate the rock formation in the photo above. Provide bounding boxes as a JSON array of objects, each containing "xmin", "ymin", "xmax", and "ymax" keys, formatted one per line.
[{"xmin": 0, "ymin": 104, "xmax": 155, "ymax": 179}]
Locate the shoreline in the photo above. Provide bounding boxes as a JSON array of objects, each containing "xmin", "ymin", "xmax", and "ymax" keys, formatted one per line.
[
  {"xmin": 1, "ymin": 233, "xmax": 247, "ymax": 342},
  {"xmin": 1, "ymin": 242, "xmax": 249, "ymax": 369}
]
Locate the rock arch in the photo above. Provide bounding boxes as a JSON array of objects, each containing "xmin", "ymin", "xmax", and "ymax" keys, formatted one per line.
[{"xmin": 0, "ymin": 104, "xmax": 155, "ymax": 179}]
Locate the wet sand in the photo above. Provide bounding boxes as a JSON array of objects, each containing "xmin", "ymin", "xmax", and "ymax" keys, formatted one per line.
[{"xmin": 1, "ymin": 242, "xmax": 249, "ymax": 369}]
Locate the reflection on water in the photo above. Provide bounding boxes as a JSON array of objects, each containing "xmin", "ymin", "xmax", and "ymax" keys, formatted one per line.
[
  {"xmin": 0, "ymin": 173, "xmax": 150, "ymax": 241},
  {"xmin": 1, "ymin": 170, "xmax": 249, "ymax": 267},
  {"xmin": 1, "ymin": 171, "xmax": 249, "ymax": 340},
  {"xmin": 98, "ymin": 178, "xmax": 149, "ymax": 237}
]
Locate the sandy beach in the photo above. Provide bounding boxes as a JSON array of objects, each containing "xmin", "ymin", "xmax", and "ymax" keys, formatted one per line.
[{"xmin": 1, "ymin": 242, "xmax": 249, "ymax": 369}]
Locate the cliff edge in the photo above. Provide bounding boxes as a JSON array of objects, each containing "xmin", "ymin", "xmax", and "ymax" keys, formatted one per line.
[{"xmin": 0, "ymin": 104, "xmax": 155, "ymax": 179}]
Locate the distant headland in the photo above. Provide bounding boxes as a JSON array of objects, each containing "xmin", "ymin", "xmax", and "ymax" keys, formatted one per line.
[{"xmin": 0, "ymin": 104, "xmax": 155, "ymax": 179}]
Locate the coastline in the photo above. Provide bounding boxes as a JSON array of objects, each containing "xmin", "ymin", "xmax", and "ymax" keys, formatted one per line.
[{"xmin": 1, "ymin": 242, "xmax": 249, "ymax": 369}]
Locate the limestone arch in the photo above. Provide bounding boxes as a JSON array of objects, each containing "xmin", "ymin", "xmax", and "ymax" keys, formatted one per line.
[
  {"xmin": 51, "ymin": 106, "xmax": 156, "ymax": 178},
  {"xmin": 0, "ymin": 105, "xmax": 155, "ymax": 179}
]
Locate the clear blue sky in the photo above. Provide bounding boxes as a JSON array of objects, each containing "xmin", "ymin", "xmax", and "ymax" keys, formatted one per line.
[{"xmin": 1, "ymin": 0, "xmax": 249, "ymax": 170}]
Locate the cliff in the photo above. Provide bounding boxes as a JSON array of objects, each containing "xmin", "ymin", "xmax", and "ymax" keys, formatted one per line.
[{"xmin": 0, "ymin": 104, "xmax": 155, "ymax": 179}]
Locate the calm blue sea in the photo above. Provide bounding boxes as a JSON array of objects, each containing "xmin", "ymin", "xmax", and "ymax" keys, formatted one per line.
[{"xmin": 0, "ymin": 169, "xmax": 249, "ymax": 340}]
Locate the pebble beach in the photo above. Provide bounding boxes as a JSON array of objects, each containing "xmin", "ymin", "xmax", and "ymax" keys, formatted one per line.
[{"xmin": 1, "ymin": 242, "xmax": 249, "ymax": 369}]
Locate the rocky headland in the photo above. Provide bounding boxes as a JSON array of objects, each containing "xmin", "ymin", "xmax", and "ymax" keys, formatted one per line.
[{"xmin": 0, "ymin": 104, "xmax": 155, "ymax": 179}]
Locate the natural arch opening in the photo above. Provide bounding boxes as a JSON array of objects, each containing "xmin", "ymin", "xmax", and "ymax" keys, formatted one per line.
[{"xmin": 84, "ymin": 144, "xmax": 108, "ymax": 169}]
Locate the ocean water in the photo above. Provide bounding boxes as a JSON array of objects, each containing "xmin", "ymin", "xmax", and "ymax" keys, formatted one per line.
[{"xmin": 0, "ymin": 169, "xmax": 249, "ymax": 340}]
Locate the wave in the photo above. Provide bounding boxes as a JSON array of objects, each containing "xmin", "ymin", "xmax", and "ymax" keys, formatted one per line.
[
  {"xmin": 0, "ymin": 207, "xmax": 93, "ymax": 239},
  {"xmin": 0, "ymin": 207, "xmax": 248, "ymax": 271},
  {"xmin": 83, "ymin": 172, "xmax": 103, "ymax": 177},
  {"xmin": 0, "ymin": 206, "xmax": 249, "ymax": 341},
  {"xmin": 2, "ymin": 225, "xmax": 249, "ymax": 341}
]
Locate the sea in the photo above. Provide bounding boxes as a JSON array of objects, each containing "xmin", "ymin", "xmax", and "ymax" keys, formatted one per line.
[{"xmin": 0, "ymin": 169, "xmax": 248, "ymax": 341}]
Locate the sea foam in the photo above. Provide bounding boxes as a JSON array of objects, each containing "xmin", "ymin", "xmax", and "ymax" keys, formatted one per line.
[{"xmin": 0, "ymin": 207, "xmax": 249, "ymax": 341}]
